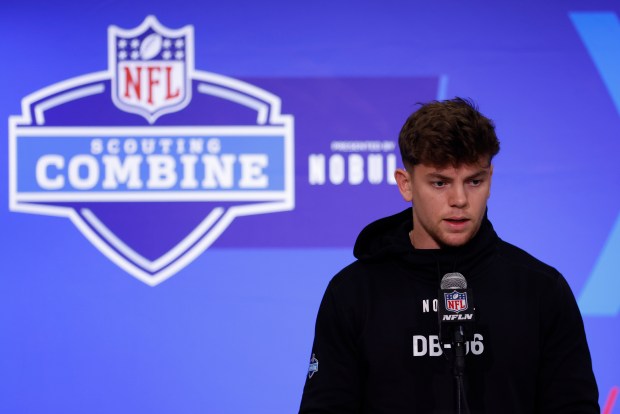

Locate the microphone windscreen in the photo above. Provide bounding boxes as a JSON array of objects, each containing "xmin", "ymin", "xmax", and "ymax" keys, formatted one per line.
[{"xmin": 440, "ymin": 272, "xmax": 467, "ymax": 289}]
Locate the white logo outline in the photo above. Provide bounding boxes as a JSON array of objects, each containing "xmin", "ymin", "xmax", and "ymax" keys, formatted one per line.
[{"xmin": 8, "ymin": 16, "xmax": 295, "ymax": 286}]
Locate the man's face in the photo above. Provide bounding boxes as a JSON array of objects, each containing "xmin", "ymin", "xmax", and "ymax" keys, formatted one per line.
[{"xmin": 395, "ymin": 158, "xmax": 493, "ymax": 249}]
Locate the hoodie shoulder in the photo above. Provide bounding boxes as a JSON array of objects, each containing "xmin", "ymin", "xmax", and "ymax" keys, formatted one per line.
[
  {"xmin": 353, "ymin": 208, "xmax": 413, "ymax": 261},
  {"xmin": 496, "ymin": 239, "xmax": 561, "ymax": 281}
]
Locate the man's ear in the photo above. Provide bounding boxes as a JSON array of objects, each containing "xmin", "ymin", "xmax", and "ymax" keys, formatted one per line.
[{"xmin": 394, "ymin": 168, "xmax": 413, "ymax": 202}]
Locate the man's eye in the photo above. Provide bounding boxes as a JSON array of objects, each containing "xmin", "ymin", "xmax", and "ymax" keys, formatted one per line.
[
  {"xmin": 432, "ymin": 181, "xmax": 445, "ymax": 188},
  {"xmin": 470, "ymin": 179, "xmax": 482, "ymax": 186}
]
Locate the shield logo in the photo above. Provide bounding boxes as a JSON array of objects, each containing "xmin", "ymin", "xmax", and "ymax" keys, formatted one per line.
[
  {"xmin": 444, "ymin": 291, "xmax": 468, "ymax": 313},
  {"xmin": 9, "ymin": 16, "xmax": 294, "ymax": 286},
  {"xmin": 109, "ymin": 16, "xmax": 192, "ymax": 124}
]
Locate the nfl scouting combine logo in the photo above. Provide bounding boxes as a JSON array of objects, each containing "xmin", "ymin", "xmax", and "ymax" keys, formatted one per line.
[{"xmin": 8, "ymin": 16, "xmax": 295, "ymax": 286}]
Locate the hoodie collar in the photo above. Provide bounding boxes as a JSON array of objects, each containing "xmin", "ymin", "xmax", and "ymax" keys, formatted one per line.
[{"xmin": 354, "ymin": 207, "xmax": 499, "ymax": 283}]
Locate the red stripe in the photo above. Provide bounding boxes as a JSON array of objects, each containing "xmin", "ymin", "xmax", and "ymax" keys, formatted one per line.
[{"xmin": 603, "ymin": 386, "xmax": 619, "ymax": 414}]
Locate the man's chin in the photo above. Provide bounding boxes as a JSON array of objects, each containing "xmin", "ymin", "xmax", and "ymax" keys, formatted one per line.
[{"xmin": 437, "ymin": 233, "xmax": 474, "ymax": 249}]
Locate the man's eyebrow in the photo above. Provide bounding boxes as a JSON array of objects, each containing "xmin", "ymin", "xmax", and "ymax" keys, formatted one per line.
[
  {"xmin": 426, "ymin": 172, "xmax": 452, "ymax": 180},
  {"xmin": 426, "ymin": 168, "xmax": 490, "ymax": 180},
  {"xmin": 466, "ymin": 169, "xmax": 491, "ymax": 180}
]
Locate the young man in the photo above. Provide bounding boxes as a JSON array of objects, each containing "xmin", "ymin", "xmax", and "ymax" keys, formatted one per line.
[{"xmin": 298, "ymin": 98, "xmax": 599, "ymax": 413}]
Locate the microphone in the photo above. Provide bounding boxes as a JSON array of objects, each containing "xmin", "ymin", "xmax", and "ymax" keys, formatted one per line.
[{"xmin": 438, "ymin": 272, "xmax": 475, "ymax": 377}]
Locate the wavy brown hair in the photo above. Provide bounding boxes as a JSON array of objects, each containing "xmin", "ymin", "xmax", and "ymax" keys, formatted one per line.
[{"xmin": 398, "ymin": 97, "xmax": 500, "ymax": 169}]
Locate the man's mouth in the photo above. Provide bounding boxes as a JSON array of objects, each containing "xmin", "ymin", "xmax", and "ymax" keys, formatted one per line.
[
  {"xmin": 444, "ymin": 217, "xmax": 470, "ymax": 226},
  {"xmin": 445, "ymin": 217, "xmax": 469, "ymax": 223}
]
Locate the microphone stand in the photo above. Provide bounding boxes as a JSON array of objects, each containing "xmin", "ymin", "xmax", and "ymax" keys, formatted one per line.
[{"xmin": 453, "ymin": 326, "xmax": 470, "ymax": 414}]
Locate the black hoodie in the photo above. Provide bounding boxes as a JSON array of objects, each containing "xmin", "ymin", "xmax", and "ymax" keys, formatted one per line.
[{"xmin": 299, "ymin": 208, "xmax": 599, "ymax": 414}]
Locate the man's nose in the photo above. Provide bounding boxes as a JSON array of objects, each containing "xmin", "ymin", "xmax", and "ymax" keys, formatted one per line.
[{"xmin": 448, "ymin": 184, "xmax": 468, "ymax": 208}]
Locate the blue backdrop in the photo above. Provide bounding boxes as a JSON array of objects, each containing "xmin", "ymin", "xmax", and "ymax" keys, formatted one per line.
[{"xmin": 1, "ymin": 1, "xmax": 619, "ymax": 412}]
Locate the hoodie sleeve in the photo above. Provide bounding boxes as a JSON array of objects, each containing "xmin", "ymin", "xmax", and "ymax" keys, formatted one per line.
[
  {"xmin": 299, "ymin": 276, "xmax": 366, "ymax": 414},
  {"xmin": 536, "ymin": 273, "xmax": 599, "ymax": 413}
]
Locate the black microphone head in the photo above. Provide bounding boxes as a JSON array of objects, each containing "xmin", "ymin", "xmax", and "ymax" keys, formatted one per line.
[{"xmin": 440, "ymin": 272, "xmax": 467, "ymax": 289}]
